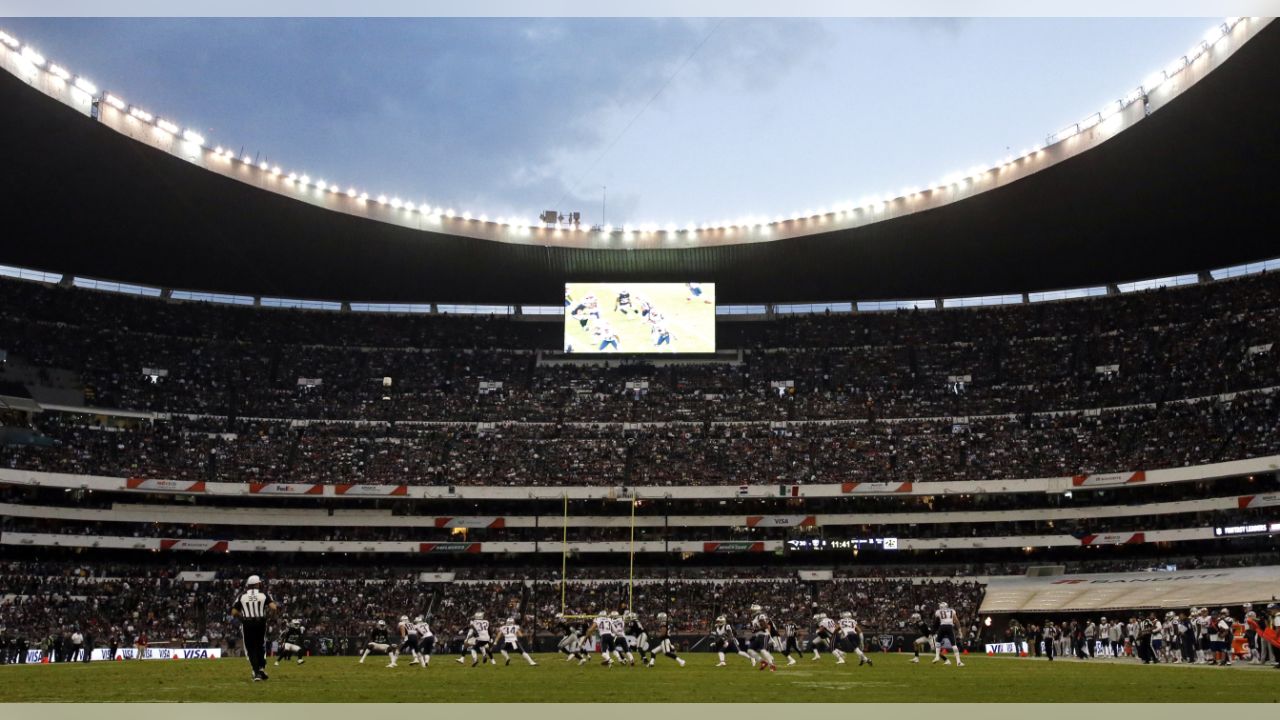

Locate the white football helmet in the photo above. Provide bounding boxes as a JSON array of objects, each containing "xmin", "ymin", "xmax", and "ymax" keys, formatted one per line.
[
  {"xmin": 376, "ymin": 619, "xmax": 386, "ymax": 628},
  {"xmin": 414, "ymin": 615, "xmax": 423, "ymax": 623},
  {"xmin": 609, "ymin": 610, "xmax": 620, "ymax": 618},
  {"xmin": 938, "ymin": 602, "xmax": 948, "ymax": 609},
  {"xmin": 400, "ymin": 615, "xmax": 409, "ymax": 623},
  {"xmin": 506, "ymin": 617, "xmax": 515, "ymax": 625},
  {"xmin": 750, "ymin": 604, "xmax": 762, "ymax": 614},
  {"xmin": 717, "ymin": 615, "xmax": 728, "ymax": 624},
  {"xmin": 812, "ymin": 614, "xmax": 821, "ymax": 622},
  {"xmin": 597, "ymin": 610, "xmax": 608, "ymax": 618},
  {"xmin": 657, "ymin": 612, "xmax": 668, "ymax": 622},
  {"xmin": 841, "ymin": 611, "xmax": 853, "ymax": 620},
  {"xmin": 473, "ymin": 612, "xmax": 485, "ymax": 620}
]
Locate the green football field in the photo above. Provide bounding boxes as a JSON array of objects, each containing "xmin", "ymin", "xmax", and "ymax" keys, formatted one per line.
[{"xmin": 1, "ymin": 653, "xmax": 1278, "ymax": 702}]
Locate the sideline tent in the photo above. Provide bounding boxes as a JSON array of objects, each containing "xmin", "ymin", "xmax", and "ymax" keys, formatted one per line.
[{"xmin": 979, "ymin": 566, "xmax": 1280, "ymax": 614}]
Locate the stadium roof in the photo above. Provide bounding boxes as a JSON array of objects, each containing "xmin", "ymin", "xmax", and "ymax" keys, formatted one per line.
[{"xmin": 0, "ymin": 19, "xmax": 1278, "ymax": 305}]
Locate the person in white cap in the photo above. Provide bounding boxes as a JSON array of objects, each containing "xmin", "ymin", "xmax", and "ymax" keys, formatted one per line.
[{"xmin": 231, "ymin": 575, "xmax": 277, "ymax": 682}]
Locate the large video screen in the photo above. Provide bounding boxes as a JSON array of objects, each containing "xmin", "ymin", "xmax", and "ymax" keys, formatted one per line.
[{"xmin": 564, "ymin": 282, "xmax": 716, "ymax": 354}]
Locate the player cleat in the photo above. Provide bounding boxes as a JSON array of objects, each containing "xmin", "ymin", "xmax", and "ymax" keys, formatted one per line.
[
  {"xmin": 386, "ymin": 663, "xmax": 396, "ymax": 668},
  {"xmin": 944, "ymin": 659, "xmax": 952, "ymax": 665},
  {"xmin": 858, "ymin": 657, "xmax": 865, "ymax": 666},
  {"xmin": 716, "ymin": 661, "xmax": 726, "ymax": 667},
  {"xmin": 910, "ymin": 657, "xmax": 920, "ymax": 663},
  {"xmin": 931, "ymin": 657, "xmax": 941, "ymax": 664},
  {"xmin": 274, "ymin": 661, "xmax": 279, "ymax": 667},
  {"xmin": 577, "ymin": 658, "xmax": 587, "ymax": 666},
  {"xmin": 835, "ymin": 659, "xmax": 846, "ymax": 665},
  {"xmin": 505, "ymin": 658, "xmax": 511, "ymax": 666},
  {"xmin": 787, "ymin": 658, "xmax": 796, "ymax": 666},
  {"xmin": 456, "ymin": 657, "xmax": 465, "ymax": 664},
  {"xmin": 471, "ymin": 659, "xmax": 479, "ymax": 667},
  {"xmin": 677, "ymin": 658, "xmax": 686, "ymax": 667},
  {"xmin": 956, "ymin": 661, "xmax": 965, "ymax": 667},
  {"xmin": 297, "ymin": 658, "xmax": 305, "ymax": 665}
]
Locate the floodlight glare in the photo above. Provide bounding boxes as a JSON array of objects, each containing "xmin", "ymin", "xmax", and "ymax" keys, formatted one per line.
[{"xmin": 20, "ymin": 46, "xmax": 45, "ymax": 67}]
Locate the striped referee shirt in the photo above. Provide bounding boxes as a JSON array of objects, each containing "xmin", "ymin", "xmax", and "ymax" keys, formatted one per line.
[{"xmin": 233, "ymin": 589, "xmax": 274, "ymax": 620}]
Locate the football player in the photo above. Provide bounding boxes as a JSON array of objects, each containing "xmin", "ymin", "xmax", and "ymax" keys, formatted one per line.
[{"xmin": 495, "ymin": 617, "xmax": 538, "ymax": 666}]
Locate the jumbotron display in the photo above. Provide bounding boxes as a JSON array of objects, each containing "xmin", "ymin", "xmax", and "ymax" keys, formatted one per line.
[{"xmin": 564, "ymin": 282, "xmax": 716, "ymax": 353}]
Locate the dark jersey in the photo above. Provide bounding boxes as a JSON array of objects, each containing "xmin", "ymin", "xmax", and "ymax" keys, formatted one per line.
[
  {"xmin": 369, "ymin": 628, "xmax": 389, "ymax": 644},
  {"xmin": 279, "ymin": 627, "xmax": 303, "ymax": 645},
  {"xmin": 627, "ymin": 620, "xmax": 646, "ymax": 636}
]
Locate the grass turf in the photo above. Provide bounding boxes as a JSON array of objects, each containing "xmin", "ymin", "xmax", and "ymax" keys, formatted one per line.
[{"xmin": 1, "ymin": 653, "xmax": 1278, "ymax": 702}]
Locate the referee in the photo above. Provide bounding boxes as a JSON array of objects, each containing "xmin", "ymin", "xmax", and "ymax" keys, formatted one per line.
[{"xmin": 231, "ymin": 575, "xmax": 277, "ymax": 681}]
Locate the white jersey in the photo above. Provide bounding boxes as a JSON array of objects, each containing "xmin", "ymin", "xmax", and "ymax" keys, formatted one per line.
[
  {"xmin": 415, "ymin": 621, "xmax": 433, "ymax": 638},
  {"xmin": 838, "ymin": 618, "xmax": 860, "ymax": 637},
  {"xmin": 470, "ymin": 619, "xmax": 491, "ymax": 642},
  {"xmin": 399, "ymin": 620, "xmax": 415, "ymax": 637},
  {"xmin": 499, "ymin": 623, "xmax": 521, "ymax": 645},
  {"xmin": 712, "ymin": 623, "xmax": 734, "ymax": 639},
  {"xmin": 594, "ymin": 618, "xmax": 614, "ymax": 637},
  {"xmin": 611, "ymin": 617, "xmax": 626, "ymax": 636},
  {"xmin": 935, "ymin": 607, "xmax": 957, "ymax": 627},
  {"xmin": 819, "ymin": 618, "xmax": 838, "ymax": 635}
]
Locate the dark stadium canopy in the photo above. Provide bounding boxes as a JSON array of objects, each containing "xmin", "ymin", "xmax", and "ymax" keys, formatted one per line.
[{"xmin": 1, "ymin": 22, "xmax": 1279, "ymax": 306}]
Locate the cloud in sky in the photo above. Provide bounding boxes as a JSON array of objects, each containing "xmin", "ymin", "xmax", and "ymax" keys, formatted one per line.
[{"xmin": 4, "ymin": 17, "xmax": 1214, "ymax": 225}]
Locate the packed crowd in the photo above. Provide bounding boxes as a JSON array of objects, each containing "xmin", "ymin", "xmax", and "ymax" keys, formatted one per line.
[
  {"xmin": 0, "ymin": 270, "xmax": 1276, "ymax": 424},
  {"xmin": 4, "ymin": 388, "xmax": 1278, "ymax": 486}
]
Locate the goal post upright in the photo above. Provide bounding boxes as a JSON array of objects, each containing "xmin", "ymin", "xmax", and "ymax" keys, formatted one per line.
[{"xmin": 560, "ymin": 493, "xmax": 569, "ymax": 616}]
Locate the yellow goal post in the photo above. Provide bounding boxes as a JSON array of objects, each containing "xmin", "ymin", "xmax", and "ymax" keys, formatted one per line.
[{"xmin": 559, "ymin": 492, "xmax": 639, "ymax": 617}]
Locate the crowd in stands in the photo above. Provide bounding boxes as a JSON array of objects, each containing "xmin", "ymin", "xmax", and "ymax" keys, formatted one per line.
[
  {"xmin": 0, "ymin": 560, "xmax": 983, "ymax": 657},
  {"xmin": 4, "ymin": 388, "xmax": 1278, "ymax": 486},
  {"xmin": 0, "ymin": 270, "xmax": 1276, "ymax": 424}
]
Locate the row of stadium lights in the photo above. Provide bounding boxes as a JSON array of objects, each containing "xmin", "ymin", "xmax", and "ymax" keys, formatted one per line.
[{"xmin": 0, "ymin": 18, "xmax": 1249, "ymax": 240}]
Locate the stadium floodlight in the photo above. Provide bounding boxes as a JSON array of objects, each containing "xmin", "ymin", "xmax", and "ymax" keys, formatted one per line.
[
  {"xmin": 20, "ymin": 46, "xmax": 45, "ymax": 67},
  {"xmin": 361, "ymin": 193, "xmax": 370, "ymax": 201},
  {"xmin": 1078, "ymin": 113, "xmax": 1100, "ymax": 132},
  {"xmin": 388, "ymin": 197, "xmax": 401, "ymax": 207},
  {"xmin": 444, "ymin": 207, "xmax": 454, "ymax": 217},
  {"xmin": 685, "ymin": 222, "xmax": 697, "ymax": 233},
  {"xmin": 272, "ymin": 166, "xmax": 282, "ymax": 176},
  {"xmin": 181, "ymin": 129, "xmax": 204, "ymax": 146},
  {"xmin": 433, "ymin": 207, "xmax": 443, "ymax": 216},
  {"xmin": 73, "ymin": 77, "xmax": 96, "ymax": 95},
  {"xmin": 242, "ymin": 154, "xmax": 253, "ymax": 164},
  {"xmin": 346, "ymin": 187, "xmax": 356, "ymax": 198},
  {"xmin": 376, "ymin": 194, "xmax": 388, "ymax": 204},
  {"xmin": 1164, "ymin": 57, "xmax": 1187, "ymax": 78},
  {"xmin": 664, "ymin": 223, "xmax": 676, "ymax": 235},
  {"xmin": 128, "ymin": 106, "xmax": 153, "ymax": 122},
  {"xmin": 461, "ymin": 211, "xmax": 471, "ymax": 220},
  {"xmin": 0, "ymin": 31, "xmax": 19, "ymax": 48},
  {"xmin": 622, "ymin": 223, "xmax": 633, "ymax": 234},
  {"xmin": 299, "ymin": 174, "xmax": 311, "ymax": 186},
  {"xmin": 103, "ymin": 93, "xmax": 126, "ymax": 110},
  {"xmin": 406, "ymin": 202, "xmax": 418, "ymax": 212},
  {"xmin": 478, "ymin": 214, "xmax": 488, "ymax": 223},
  {"xmin": 1099, "ymin": 99, "xmax": 1123, "ymax": 120},
  {"xmin": 155, "ymin": 118, "xmax": 179, "ymax": 135},
  {"xmin": 318, "ymin": 180, "xmax": 329, "ymax": 192},
  {"xmin": 47, "ymin": 63, "xmax": 71, "ymax": 81},
  {"xmin": 1142, "ymin": 71, "xmax": 1166, "ymax": 92},
  {"xmin": 287, "ymin": 172, "xmax": 298, "ymax": 182},
  {"xmin": 214, "ymin": 146, "xmax": 224, "ymax": 155}
]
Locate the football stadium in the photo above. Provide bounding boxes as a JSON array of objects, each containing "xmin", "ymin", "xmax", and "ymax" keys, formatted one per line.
[{"xmin": 1, "ymin": 11, "xmax": 1280, "ymax": 705}]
